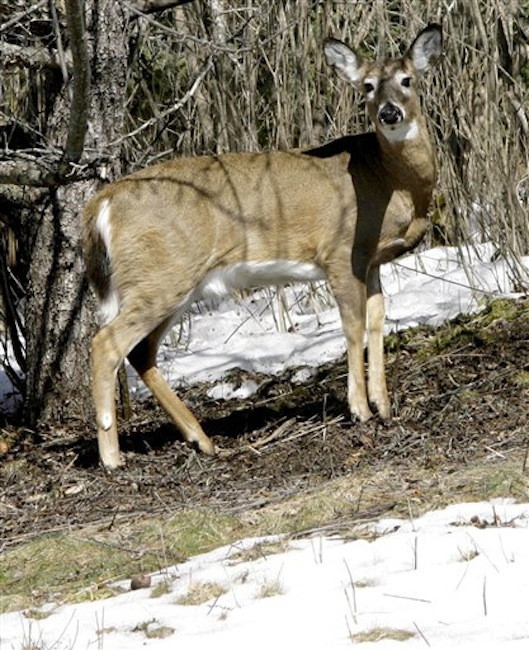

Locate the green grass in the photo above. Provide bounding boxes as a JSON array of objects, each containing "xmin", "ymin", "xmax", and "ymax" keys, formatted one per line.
[
  {"xmin": 0, "ymin": 508, "xmax": 242, "ymax": 613},
  {"xmin": 385, "ymin": 298, "xmax": 529, "ymax": 359},
  {"xmin": 1, "ymin": 452, "xmax": 527, "ymax": 614}
]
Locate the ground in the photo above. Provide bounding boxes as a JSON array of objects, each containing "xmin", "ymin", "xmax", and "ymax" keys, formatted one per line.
[{"xmin": 1, "ymin": 298, "xmax": 528, "ymax": 610}]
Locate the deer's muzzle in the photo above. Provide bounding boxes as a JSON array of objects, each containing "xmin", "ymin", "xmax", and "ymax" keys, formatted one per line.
[{"xmin": 378, "ymin": 103, "xmax": 403, "ymax": 125}]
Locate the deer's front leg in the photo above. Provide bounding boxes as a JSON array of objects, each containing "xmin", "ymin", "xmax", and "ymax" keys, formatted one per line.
[
  {"xmin": 366, "ymin": 266, "xmax": 390, "ymax": 419},
  {"xmin": 329, "ymin": 271, "xmax": 372, "ymax": 422},
  {"xmin": 373, "ymin": 217, "xmax": 429, "ymax": 266}
]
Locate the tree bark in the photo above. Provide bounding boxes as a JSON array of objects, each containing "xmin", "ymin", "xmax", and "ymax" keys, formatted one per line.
[
  {"xmin": 23, "ymin": 0, "xmax": 128, "ymax": 427},
  {"xmin": 24, "ymin": 183, "xmax": 97, "ymax": 424},
  {"xmin": 0, "ymin": 41, "xmax": 61, "ymax": 69}
]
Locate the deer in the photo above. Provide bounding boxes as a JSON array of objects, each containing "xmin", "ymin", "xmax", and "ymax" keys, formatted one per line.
[{"xmin": 83, "ymin": 24, "xmax": 442, "ymax": 469}]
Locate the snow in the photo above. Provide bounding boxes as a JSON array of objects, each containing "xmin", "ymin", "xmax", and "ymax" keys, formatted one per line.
[
  {"xmin": 2, "ymin": 501, "xmax": 529, "ymax": 649},
  {"xmin": 130, "ymin": 243, "xmax": 529, "ymax": 398},
  {"xmin": 1, "ymin": 243, "xmax": 529, "ymax": 648}
]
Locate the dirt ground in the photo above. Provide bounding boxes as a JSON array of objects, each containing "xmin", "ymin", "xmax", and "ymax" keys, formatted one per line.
[{"xmin": 1, "ymin": 298, "xmax": 529, "ymax": 549}]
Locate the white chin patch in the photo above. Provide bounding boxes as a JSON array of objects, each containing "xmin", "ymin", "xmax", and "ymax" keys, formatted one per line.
[{"xmin": 379, "ymin": 119, "xmax": 420, "ymax": 143}]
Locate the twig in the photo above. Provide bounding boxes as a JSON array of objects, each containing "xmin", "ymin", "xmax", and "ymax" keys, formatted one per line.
[
  {"xmin": 407, "ymin": 497, "xmax": 417, "ymax": 532},
  {"xmin": 217, "ymin": 417, "xmax": 297, "ymax": 458},
  {"xmin": 127, "ymin": 0, "xmax": 194, "ymax": 14},
  {"xmin": 383, "ymin": 592, "xmax": 431, "ymax": 603},
  {"xmin": 109, "ymin": 57, "xmax": 214, "ymax": 146},
  {"xmin": 0, "ymin": 1, "xmax": 47, "ymax": 34},
  {"xmin": 345, "ymin": 613, "xmax": 355, "ymax": 644},
  {"xmin": 343, "ymin": 559, "xmax": 358, "ymax": 624},
  {"xmin": 484, "ymin": 445, "xmax": 506, "ymax": 459},
  {"xmin": 310, "ymin": 536, "xmax": 324, "ymax": 564},
  {"xmin": 392, "ymin": 258, "xmax": 500, "ymax": 297},
  {"xmin": 413, "ymin": 621, "xmax": 431, "ymax": 647}
]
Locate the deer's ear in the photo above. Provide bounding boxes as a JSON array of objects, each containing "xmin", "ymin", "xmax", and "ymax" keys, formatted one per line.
[
  {"xmin": 324, "ymin": 38, "xmax": 366, "ymax": 89},
  {"xmin": 406, "ymin": 24, "xmax": 442, "ymax": 75}
]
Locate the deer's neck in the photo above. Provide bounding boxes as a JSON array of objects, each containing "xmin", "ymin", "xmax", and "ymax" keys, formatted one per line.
[{"xmin": 376, "ymin": 118, "xmax": 437, "ymax": 206}]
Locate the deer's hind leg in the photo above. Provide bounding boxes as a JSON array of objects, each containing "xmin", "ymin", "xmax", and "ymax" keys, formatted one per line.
[
  {"xmin": 91, "ymin": 310, "xmax": 156, "ymax": 469},
  {"xmin": 127, "ymin": 316, "xmax": 215, "ymax": 456}
]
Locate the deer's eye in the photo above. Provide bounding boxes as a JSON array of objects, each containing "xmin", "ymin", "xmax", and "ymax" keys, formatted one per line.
[
  {"xmin": 364, "ymin": 82, "xmax": 375, "ymax": 94},
  {"xmin": 401, "ymin": 76, "xmax": 412, "ymax": 88}
]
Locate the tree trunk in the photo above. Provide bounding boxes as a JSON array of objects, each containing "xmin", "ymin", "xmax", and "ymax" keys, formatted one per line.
[
  {"xmin": 24, "ymin": 0, "xmax": 128, "ymax": 428},
  {"xmin": 24, "ymin": 183, "xmax": 95, "ymax": 424}
]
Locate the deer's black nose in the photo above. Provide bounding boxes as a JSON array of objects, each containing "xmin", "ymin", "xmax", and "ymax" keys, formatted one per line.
[{"xmin": 378, "ymin": 103, "xmax": 403, "ymax": 125}]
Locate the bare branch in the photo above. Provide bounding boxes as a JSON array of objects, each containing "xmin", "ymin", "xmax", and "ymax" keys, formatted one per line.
[
  {"xmin": 126, "ymin": 0, "xmax": 194, "ymax": 15},
  {"xmin": 50, "ymin": 0, "xmax": 70, "ymax": 88},
  {"xmin": 0, "ymin": 41, "xmax": 61, "ymax": 69},
  {"xmin": 109, "ymin": 57, "xmax": 213, "ymax": 146},
  {"xmin": 0, "ymin": 1, "xmax": 48, "ymax": 35},
  {"xmin": 62, "ymin": 0, "xmax": 90, "ymax": 166},
  {"xmin": 0, "ymin": 157, "xmax": 61, "ymax": 188}
]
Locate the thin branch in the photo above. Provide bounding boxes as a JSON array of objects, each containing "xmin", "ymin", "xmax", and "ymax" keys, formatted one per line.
[
  {"xmin": 126, "ymin": 0, "xmax": 195, "ymax": 15},
  {"xmin": 62, "ymin": 0, "xmax": 90, "ymax": 166},
  {"xmin": 0, "ymin": 1, "xmax": 48, "ymax": 35},
  {"xmin": 122, "ymin": 1, "xmax": 246, "ymax": 53},
  {"xmin": 509, "ymin": 96, "xmax": 529, "ymax": 137},
  {"xmin": 0, "ymin": 157, "xmax": 61, "ymax": 188},
  {"xmin": 0, "ymin": 150, "xmax": 101, "ymax": 187},
  {"xmin": 109, "ymin": 56, "xmax": 214, "ymax": 146},
  {"xmin": 0, "ymin": 41, "xmax": 61, "ymax": 69},
  {"xmin": 50, "ymin": 0, "xmax": 70, "ymax": 87}
]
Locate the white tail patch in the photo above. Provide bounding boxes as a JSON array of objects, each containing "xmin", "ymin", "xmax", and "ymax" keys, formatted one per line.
[
  {"xmin": 96, "ymin": 199, "xmax": 120, "ymax": 324},
  {"xmin": 96, "ymin": 198, "xmax": 113, "ymax": 254},
  {"xmin": 99, "ymin": 287, "xmax": 120, "ymax": 325}
]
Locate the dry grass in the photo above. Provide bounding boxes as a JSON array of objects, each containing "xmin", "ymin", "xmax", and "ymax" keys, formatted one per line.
[
  {"xmin": 125, "ymin": 0, "xmax": 529, "ymax": 264},
  {"xmin": 133, "ymin": 619, "xmax": 175, "ymax": 640},
  {"xmin": 150, "ymin": 580, "xmax": 173, "ymax": 598},
  {"xmin": 227, "ymin": 539, "xmax": 292, "ymax": 565},
  {"xmin": 176, "ymin": 581, "xmax": 227, "ymax": 606},
  {"xmin": 1, "ymin": 450, "xmax": 526, "ymax": 614},
  {"xmin": 351, "ymin": 626, "xmax": 416, "ymax": 643},
  {"xmin": 255, "ymin": 577, "xmax": 284, "ymax": 599}
]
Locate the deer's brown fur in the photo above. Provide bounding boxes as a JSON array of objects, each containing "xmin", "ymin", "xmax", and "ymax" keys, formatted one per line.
[{"xmin": 83, "ymin": 25, "xmax": 442, "ymax": 468}]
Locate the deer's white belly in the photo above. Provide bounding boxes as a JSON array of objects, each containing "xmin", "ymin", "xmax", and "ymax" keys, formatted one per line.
[
  {"xmin": 197, "ymin": 260, "xmax": 326, "ymax": 302},
  {"xmin": 170, "ymin": 260, "xmax": 326, "ymax": 328}
]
